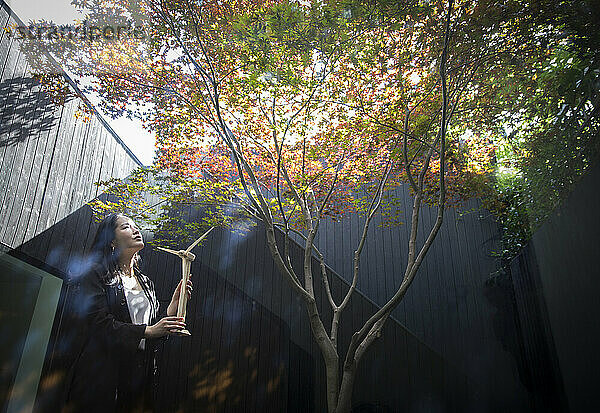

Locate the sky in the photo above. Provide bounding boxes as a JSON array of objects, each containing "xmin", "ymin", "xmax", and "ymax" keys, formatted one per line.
[{"xmin": 6, "ymin": 0, "xmax": 156, "ymax": 165}]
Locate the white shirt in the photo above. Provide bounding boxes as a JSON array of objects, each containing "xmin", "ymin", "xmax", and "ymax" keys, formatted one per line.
[{"xmin": 122, "ymin": 276, "xmax": 151, "ymax": 350}]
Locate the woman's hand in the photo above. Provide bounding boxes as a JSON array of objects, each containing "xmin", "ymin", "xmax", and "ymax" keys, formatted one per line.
[
  {"xmin": 167, "ymin": 277, "xmax": 193, "ymax": 316},
  {"xmin": 145, "ymin": 316, "xmax": 186, "ymax": 338}
]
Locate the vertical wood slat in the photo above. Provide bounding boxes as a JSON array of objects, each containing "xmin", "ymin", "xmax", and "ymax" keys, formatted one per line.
[
  {"xmin": 53, "ymin": 100, "xmax": 82, "ymax": 223},
  {"xmin": 3, "ymin": 75, "xmax": 45, "ymax": 244},
  {"xmin": 20, "ymin": 106, "xmax": 62, "ymax": 248},
  {"xmin": 66, "ymin": 116, "xmax": 92, "ymax": 212},
  {"xmin": 41, "ymin": 100, "xmax": 77, "ymax": 263},
  {"xmin": 111, "ymin": 136, "xmax": 127, "ymax": 179},
  {"xmin": 98, "ymin": 129, "xmax": 117, "ymax": 185},
  {"xmin": 0, "ymin": 41, "xmax": 28, "ymax": 236},
  {"xmin": 102, "ymin": 129, "xmax": 117, "ymax": 182},
  {"xmin": 74, "ymin": 121, "xmax": 98, "ymax": 243},
  {"xmin": 215, "ymin": 229, "xmax": 233, "ymax": 372},
  {"xmin": 67, "ymin": 121, "xmax": 99, "ymax": 252},
  {"xmin": 0, "ymin": 1, "xmax": 9, "ymax": 36},
  {"xmin": 220, "ymin": 270, "xmax": 235, "ymax": 412},
  {"xmin": 419, "ymin": 199, "xmax": 433, "ymax": 343},
  {"xmin": 28, "ymin": 103, "xmax": 63, "ymax": 256},
  {"xmin": 93, "ymin": 129, "xmax": 111, "ymax": 197},
  {"xmin": 89, "ymin": 122, "xmax": 105, "ymax": 200},
  {"xmin": 46, "ymin": 101, "xmax": 77, "ymax": 223},
  {"xmin": 11, "ymin": 78, "xmax": 56, "ymax": 247},
  {"xmin": 46, "ymin": 104, "xmax": 89, "ymax": 272},
  {"xmin": 64, "ymin": 121, "xmax": 96, "ymax": 261},
  {"xmin": 0, "ymin": 0, "xmax": 14, "ymax": 137}
]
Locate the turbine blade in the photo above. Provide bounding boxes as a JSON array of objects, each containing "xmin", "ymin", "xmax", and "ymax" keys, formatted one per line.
[
  {"xmin": 156, "ymin": 246, "xmax": 180, "ymax": 255},
  {"xmin": 185, "ymin": 226, "xmax": 215, "ymax": 253}
]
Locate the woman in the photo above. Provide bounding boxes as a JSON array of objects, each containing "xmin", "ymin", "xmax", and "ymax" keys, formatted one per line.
[{"xmin": 63, "ymin": 213, "xmax": 192, "ymax": 413}]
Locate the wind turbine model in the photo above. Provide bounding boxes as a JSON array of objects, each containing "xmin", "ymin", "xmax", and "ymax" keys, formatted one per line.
[{"xmin": 156, "ymin": 226, "xmax": 215, "ymax": 336}]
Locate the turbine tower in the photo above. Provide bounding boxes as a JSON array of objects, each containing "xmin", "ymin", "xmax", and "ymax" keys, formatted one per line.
[{"xmin": 156, "ymin": 226, "xmax": 215, "ymax": 335}]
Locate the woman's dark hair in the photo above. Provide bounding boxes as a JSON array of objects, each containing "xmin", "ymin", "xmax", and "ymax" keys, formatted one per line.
[{"xmin": 90, "ymin": 213, "xmax": 141, "ymax": 284}]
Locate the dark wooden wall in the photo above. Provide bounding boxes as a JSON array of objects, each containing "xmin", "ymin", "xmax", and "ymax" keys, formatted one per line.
[
  {"xmin": 177, "ymin": 205, "xmax": 480, "ymax": 412},
  {"xmin": 306, "ymin": 187, "xmax": 531, "ymax": 411},
  {"xmin": 510, "ymin": 161, "xmax": 600, "ymax": 413},
  {"xmin": 17, "ymin": 198, "xmax": 475, "ymax": 413},
  {"xmin": 0, "ymin": 0, "xmax": 142, "ymax": 252}
]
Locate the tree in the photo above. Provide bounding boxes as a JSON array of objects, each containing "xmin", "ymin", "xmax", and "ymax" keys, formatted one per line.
[{"xmin": 19, "ymin": 0, "xmax": 504, "ymax": 411}]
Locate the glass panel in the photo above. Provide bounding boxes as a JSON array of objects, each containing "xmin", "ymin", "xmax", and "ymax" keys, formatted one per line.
[{"xmin": 0, "ymin": 252, "xmax": 62, "ymax": 413}]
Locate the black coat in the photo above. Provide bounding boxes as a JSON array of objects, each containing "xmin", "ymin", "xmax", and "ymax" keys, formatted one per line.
[{"xmin": 62, "ymin": 263, "xmax": 164, "ymax": 412}]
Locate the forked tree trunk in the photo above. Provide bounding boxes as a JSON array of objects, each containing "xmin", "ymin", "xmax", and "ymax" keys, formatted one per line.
[
  {"xmin": 325, "ymin": 1, "xmax": 454, "ymax": 410},
  {"xmin": 334, "ymin": 363, "xmax": 357, "ymax": 413}
]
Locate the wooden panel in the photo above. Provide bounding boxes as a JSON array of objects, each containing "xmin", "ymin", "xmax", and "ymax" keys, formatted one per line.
[
  {"xmin": 1, "ymin": 75, "xmax": 44, "ymax": 244},
  {"xmin": 0, "ymin": 42, "xmax": 28, "ymax": 237},
  {"xmin": 52, "ymin": 100, "xmax": 86, "ymax": 233},
  {"xmin": 97, "ymin": 129, "xmax": 116, "ymax": 184},
  {"xmin": 509, "ymin": 162, "xmax": 600, "ymax": 413},
  {"xmin": 0, "ymin": 5, "xmax": 17, "ymax": 194},
  {"xmin": 111, "ymin": 137, "xmax": 127, "ymax": 179},
  {"xmin": 510, "ymin": 248, "xmax": 564, "ymax": 412},
  {"xmin": 20, "ymin": 103, "xmax": 63, "ymax": 246},
  {"xmin": 40, "ymin": 100, "xmax": 77, "ymax": 262},
  {"xmin": 86, "ymin": 121, "xmax": 104, "ymax": 200},
  {"xmin": 0, "ymin": 1, "xmax": 9, "ymax": 28},
  {"xmin": 66, "ymin": 115, "xmax": 92, "ymax": 212},
  {"xmin": 11, "ymin": 79, "xmax": 58, "ymax": 247},
  {"xmin": 0, "ymin": 2, "xmax": 13, "ymax": 84},
  {"xmin": 62, "ymin": 119, "xmax": 96, "ymax": 257}
]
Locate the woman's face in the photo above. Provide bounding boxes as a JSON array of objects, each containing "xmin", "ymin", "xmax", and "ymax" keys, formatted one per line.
[{"xmin": 112, "ymin": 216, "xmax": 144, "ymax": 253}]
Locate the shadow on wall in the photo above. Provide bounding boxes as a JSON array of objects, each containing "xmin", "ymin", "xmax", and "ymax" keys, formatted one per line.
[
  {"xmin": 155, "ymin": 261, "xmax": 292, "ymax": 413},
  {"xmin": 166, "ymin": 346, "xmax": 285, "ymax": 412},
  {"xmin": 0, "ymin": 76, "xmax": 64, "ymax": 147},
  {"xmin": 483, "ymin": 272, "xmax": 531, "ymax": 389}
]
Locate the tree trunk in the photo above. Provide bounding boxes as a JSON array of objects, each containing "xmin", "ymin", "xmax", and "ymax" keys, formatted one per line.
[
  {"xmin": 323, "ymin": 354, "xmax": 340, "ymax": 413},
  {"xmin": 335, "ymin": 363, "xmax": 357, "ymax": 413}
]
